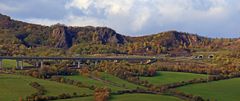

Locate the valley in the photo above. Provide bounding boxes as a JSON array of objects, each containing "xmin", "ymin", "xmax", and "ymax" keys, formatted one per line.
[{"xmin": 0, "ymin": 13, "xmax": 240, "ymax": 101}]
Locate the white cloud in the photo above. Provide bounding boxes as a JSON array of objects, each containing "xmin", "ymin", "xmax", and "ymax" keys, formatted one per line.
[
  {"xmin": 63, "ymin": 0, "xmax": 240, "ymax": 37},
  {"xmin": 65, "ymin": 0, "xmax": 93, "ymax": 10}
]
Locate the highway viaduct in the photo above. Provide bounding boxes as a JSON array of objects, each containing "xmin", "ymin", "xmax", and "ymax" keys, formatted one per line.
[{"xmin": 0, "ymin": 56, "xmax": 157, "ymax": 70}]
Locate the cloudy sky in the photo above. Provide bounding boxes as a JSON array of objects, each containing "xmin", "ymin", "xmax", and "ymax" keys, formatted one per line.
[{"xmin": 0, "ymin": 0, "xmax": 240, "ymax": 38}]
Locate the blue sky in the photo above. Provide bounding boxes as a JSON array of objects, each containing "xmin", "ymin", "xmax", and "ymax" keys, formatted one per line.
[{"xmin": 0, "ymin": 0, "xmax": 240, "ymax": 38}]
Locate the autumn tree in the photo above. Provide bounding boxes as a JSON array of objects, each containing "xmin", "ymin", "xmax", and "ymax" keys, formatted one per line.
[{"xmin": 94, "ymin": 88, "xmax": 110, "ymax": 101}]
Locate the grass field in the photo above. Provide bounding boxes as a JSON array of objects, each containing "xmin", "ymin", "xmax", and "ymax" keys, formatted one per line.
[
  {"xmin": 176, "ymin": 78, "xmax": 240, "ymax": 101},
  {"xmin": 110, "ymin": 94, "xmax": 183, "ymax": 101},
  {"xmin": 56, "ymin": 96, "xmax": 93, "ymax": 101},
  {"xmin": 99, "ymin": 72, "xmax": 145, "ymax": 89},
  {"xmin": 2, "ymin": 59, "xmax": 32, "ymax": 68},
  {"xmin": 56, "ymin": 94, "xmax": 183, "ymax": 101},
  {"xmin": 65, "ymin": 72, "xmax": 143, "ymax": 92},
  {"xmin": 140, "ymin": 71, "xmax": 207, "ymax": 86},
  {"xmin": 65, "ymin": 74, "xmax": 124, "ymax": 92},
  {"xmin": 0, "ymin": 74, "xmax": 93, "ymax": 101}
]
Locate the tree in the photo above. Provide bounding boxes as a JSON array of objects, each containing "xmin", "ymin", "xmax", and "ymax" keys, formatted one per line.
[{"xmin": 94, "ymin": 88, "xmax": 110, "ymax": 101}]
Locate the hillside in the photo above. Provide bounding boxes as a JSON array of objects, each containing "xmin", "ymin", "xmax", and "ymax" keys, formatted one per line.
[{"xmin": 0, "ymin": 13, "xmax": 238, "ymax": 56}]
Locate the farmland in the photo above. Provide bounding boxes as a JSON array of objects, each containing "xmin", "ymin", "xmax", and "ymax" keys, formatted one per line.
[
  {"xmin": 140, "ymin": 71, "xmax": 207, "ymax": 86},
  {"xmin": 65, "ymin": 72, "xmax": 144, "ymax": 92},
  {"xmin": 176, "ymin": 78, "xmax": 240, "ymax": 101},
  {"xmin": 110, "ymin": 94, "xmax": 183, "ymax": 101},
  {"xmin": 0, "ymin": 74, "xmax": 93, "ymax": 101},
  {"xmin": 55, "ymin": 94, "xmax": 183, "ymax": 101}
]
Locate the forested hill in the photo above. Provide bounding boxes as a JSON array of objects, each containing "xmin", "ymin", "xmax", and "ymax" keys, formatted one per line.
[
  {"xmin": 0, "ymin": 13, "xmax": 127, "ymax": 48},
  {"xmin": 0, "ymin": 13, "xmax": 239, "ymax": 56}
]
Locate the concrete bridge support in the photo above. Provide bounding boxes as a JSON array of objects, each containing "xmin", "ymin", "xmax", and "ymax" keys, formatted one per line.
[
  {"xmin": 35, "ymin": 60, "xmax": 44, "ymax": 68},
  {"xmin": 77, "ymin": 61, "xmax": 82, "ymax": 68},
  {"xmin": 92, "ymin": 60, "xmax": 99, "ymax": 68},
  {"xmin": 35, "ymin": 61, "xmax": 39, "ymax": 68},
  {"xmin": 73, "ymin": 61, "xmax": 76, "ymax": 66},
  {"xmin": 0, "ymin": 59, "xmax": 2, "ymax": 69},
  {"xmin": 16, "ymin": 60, "xmax": 24, "ymax": 70},
  {"xmin": 95, "ymin": 61, "xmax": 98, "ymax": 65},
  {"xmin": 40, "ymin": 60, "xmax": 44, "ymax": 68},
  {"xmin": 114, "ymin": 60, "xmax": 118, "ymax": 63},
  {"xmin": 16, "ymin": 60, "xmax": 19, "ymax": 69},
  {"xmin": 21, "ymin": 60, "xmax": 24, "ymax": 70}
]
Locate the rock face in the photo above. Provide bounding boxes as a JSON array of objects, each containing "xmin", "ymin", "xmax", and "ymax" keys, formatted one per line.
[
  {"xmin": 0, "ymin": 14, "xmax": 14, "ymax": 29},
  {"xmin": 131, "ymin": 30, "xmax": 209, "ymax": 49},
  {"xmin": 51, "ymin": 26, "xmax": 73, "ymax": 48},
  {"xmin": 0, "ymin": 13, "xmax": 127, "ymax": 49},
  {"xmin": 161, "ymin": 31, "xmax": 207, "ymax": 47},
  {"xmin": 95, "ymin": 27, "xmax": 125, "ymax": 44},
  {"xmin": 49, "ymin": 25, "xmax": 127, "ymax": 48}
]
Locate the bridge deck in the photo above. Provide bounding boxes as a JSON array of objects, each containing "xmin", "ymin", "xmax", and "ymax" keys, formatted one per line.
[{"xmin": 0, "ymin": 56, "xmax": 157, "ymax": 61}]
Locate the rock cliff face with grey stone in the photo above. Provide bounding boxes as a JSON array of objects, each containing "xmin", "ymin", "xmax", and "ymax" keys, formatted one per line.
[
  {"xmin": 1, "ymin": 13, "xmax": 239, "ymax": 56},
  {"xmin": 49, "ymin": 24, "xmax": 127, "ymax": 48}
]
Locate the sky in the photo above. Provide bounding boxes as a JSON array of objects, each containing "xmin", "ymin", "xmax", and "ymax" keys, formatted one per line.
[{"xmin": 0, "ymin": 0, "xmax": 240, "ymax": 38}]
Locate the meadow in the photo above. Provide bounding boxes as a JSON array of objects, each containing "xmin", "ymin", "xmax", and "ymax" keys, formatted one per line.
[
  {"xmin": 0, "ymin": 74, "xmax": 93, "ymax": 101},
  {"xmin": 140, "ymin": 71, "xmax": 207, "ymax": 86},
  {"xmin": 65, "ymin": 72, "xmax": 144, "ymax": 92},
  {"xmin": 176, "ymin": 78, "xmax": 240, "ymax": 101},
  {"xmin": 110, "ymin": 94, "xmax": 183, "ymax": 101},
  {"xmin": 56, "ymin": 94, "xmax": 183, "ymax": 101}
]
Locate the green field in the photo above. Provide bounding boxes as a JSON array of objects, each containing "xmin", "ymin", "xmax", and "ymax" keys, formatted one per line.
[
  {"xmin": 2, "ymin": 59, "xmax": 32, "ymax": 68},
  {"xmin": 56, "ymin": 96, "xmax": 93, "ymax": 101},
  {"xmin": 56, "ymin": 94, "xmax": 183, "ymax": 101},
  {"xmin": 110, "ymin": 94, "xmax": 183, "ymax": 101},
  {"xmin": 65, "ymin": 72, "xmax": 143, "ymax": 92},
  {"xmin": 0, "ymin": 74, "xmax": 93, "ymax": 101},
  {"xmin": 99, "ymin": 72, "xmax": 145, "ymax": 89},
  {"xmin": 140, "ymin": 71, "xmax": 207, "ymax": 86},
  {"xmin": 176, "ymin": 78, "xmax": 240, "ymax": 101}
]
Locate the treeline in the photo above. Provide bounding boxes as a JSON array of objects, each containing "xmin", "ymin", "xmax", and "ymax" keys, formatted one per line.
[
  {"xmin": 95, "ymin": 61, "xmax": 157, "ymax": 87},
  {"xmin": 168, "ymin": 90, "xmax": 205, "ymax": 101},
  {"xmin": 23, "ymin": 66, "xmax": 77, "ymax": 79},
  {"xmin": 153, "ymin": 60, "xmax": 240, "ymax": 76},
  {"xmin": 50, "ymin": 76, "xmax": 96, "ymax": 90},
  {"xmin": 97, "ymin": 61, "xmax": 157, "ymax": 78},
  {"xmin": 148, "ymin": 75, "xmax": 233, "ymax": 93}
]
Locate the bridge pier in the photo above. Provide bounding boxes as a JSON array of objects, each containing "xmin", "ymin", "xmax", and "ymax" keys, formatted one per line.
[
  {"xmin": 73, "ymin": 61, "xmax": 76, "ymax": 66},
  {"xmin": 0, "ymin": 59, "xmax": 2, "ymax": 69},
  {"xmin": 16, "ymin": 60, "xmax": 24, "ymax": 69},
  {"xmin": 16, "ymin": 60, "xmax": 19, "ymax": 69},
  {"xmin": 21, "ymin": 60, "xmax": 23, "ymax": 70},
  {"xmin": 40, "ymin": 60, "xmax": 44, "ymax": 68},
  {"xmin": 94, "ymin": 60, "xmax": 99, "ymax": 67},
  {"xmin": 35, "ymin": 61, "xmax": 39, "ymax": 68},
  {"xmin": 77, "ymin": 61, "xmax": 81, "ymax": 68},
  {"xmin": 114, "ymin": 60, "xmax": 118, "ymax": 63}
]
